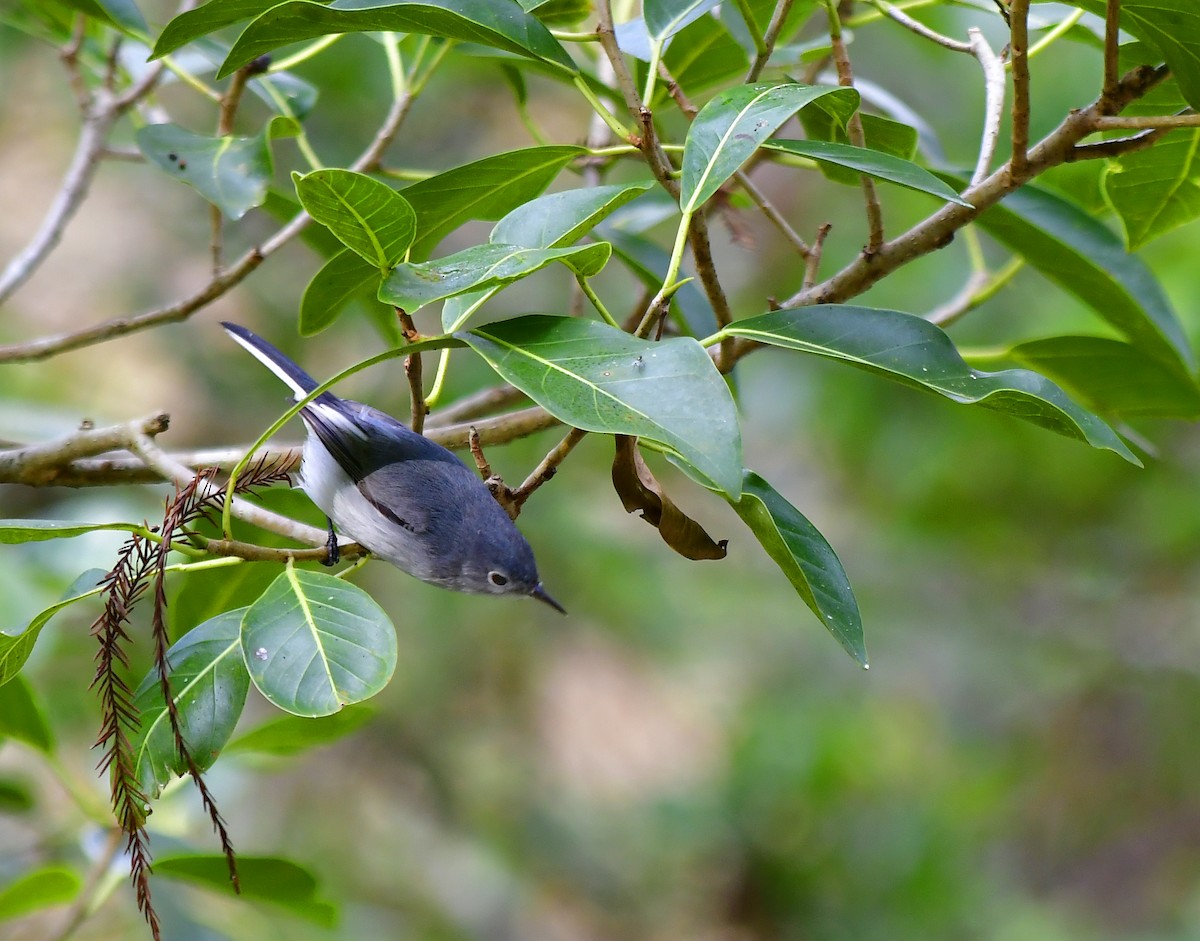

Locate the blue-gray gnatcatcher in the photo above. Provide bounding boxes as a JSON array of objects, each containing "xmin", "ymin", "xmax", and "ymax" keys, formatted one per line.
[{"xmin": 223, "ymin": 322, "xmax": 564, "ymax": 613}]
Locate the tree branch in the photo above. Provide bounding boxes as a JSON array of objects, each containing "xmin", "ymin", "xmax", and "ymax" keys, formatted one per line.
[{"xmin": 1009, "ymin": 0, "xmax": 1032, "ymax": 177}]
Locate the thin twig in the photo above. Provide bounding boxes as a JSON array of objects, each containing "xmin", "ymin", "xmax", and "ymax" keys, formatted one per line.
[
  {"xmin": 746, "ymin": 0, "xmax": 796, "ymax": 82},
  {"xmin": 868, "ymin": 0, "xmax": 972, "ymax": 52},
  {"xmin": 1092, "ymin": 113, "xmax": 1200, "ymax": 129},
  {"xmin": 593, "ymin": 0, "xmax": 646, "ymax": 119},
  {"xmin": 803, "ymin": 223, "xmax": 833, "ymax": 290},
  {"xmin": 1071, "ymin": 126, "xmax": 1171, "ymax": 158},
  {"xmin": 0, "ymin": 412, "xmax": 169, "ymax": 484},
  {"xmin": 49, "ymin": 827, "xmax": 124, "ymax": 941},
  {"xmin": 969, "ymin": 27, "xmax": 1006, "ymax": 186},
  {"xmin": 1009, "ymin": 0, "xmax": 1031, "ymax": 178},
  {"xmin": 736, "ymin": 170, "xmax": 811, "ymax": 258},
  {"xmin": 823, "ymin": 0, "xmax": 884, "ymax": 254},
  {"xmin": 396, "ymin": 310, "xmax": 428, "ymax": 433},
  {"xmin": 513, "ymin": 427, "xmax": 588, "ymax": 509},
  {"xmin": 926, "ymin": 255, "xmax": 1023, "ymax": 327}
]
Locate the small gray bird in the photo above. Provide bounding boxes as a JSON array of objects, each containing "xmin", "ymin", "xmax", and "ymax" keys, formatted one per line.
[{"xmin": 223, "ymin": 322, "xmax": 564, "ymax": 613}]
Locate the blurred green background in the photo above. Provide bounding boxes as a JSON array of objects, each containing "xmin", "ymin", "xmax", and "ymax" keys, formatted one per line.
[{"xmin": 3, "ymin": 4, "xmax": 1200, "ymax": 939}]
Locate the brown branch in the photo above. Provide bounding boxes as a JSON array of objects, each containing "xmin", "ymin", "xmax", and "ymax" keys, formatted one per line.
[
  {"xmin": 771, "ymin": 63, "xmax": 1168, "ymax": 317},
  {"xmin": 1009, "ymin": 0, "xmax": 1031, "ymax": 177},
  {"xmin": 513, "ymin": 427, "xmax": 588, "ymax": 511},
  {"xmin": 803, "ymin": 223, "xmax": 833, "ymax": 290},
  {"xmin": 1071, "ymin": 125, "xmax": 1171, "ymax": 159},
  {"xmin": 396, "ymin": 310, "xmax": 428, "ymax": 434},
  {"xmin": 1101, "ymin": 0, "xmax": 1121, "ymax": 111},
  {"xmin": 0, "ymin": 412, "xmax": 169, "ymax": 485}
]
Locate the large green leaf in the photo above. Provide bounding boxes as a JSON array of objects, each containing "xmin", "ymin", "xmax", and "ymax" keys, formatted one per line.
[
  {"xmin": 680, "ymin": 83, "xmax": 859, "ymax": 213},
  {"xmin": 731, "ymin": 470, "xmax": 865, "ymax": 666},
  {"xmin": 401, "ymin": 145, "xmax": 584, "ymax": 259},
  {"xmin": 131, "ymin": 610, "xmax": 251, "ymax": 800},
  {"xmin": 766, "ymin": 140, "xmax": 970, "ymax": 205},
  {"xmin": 461, "ymin": 315, "xmax": 744, "ymax": 496},
  {"xmin": 226, "ymin": 704, "xmax": 374, "ymax": 755},
  {"xmin": 137, "ymin": 118, "xmax": 298, "ymax": 220},
  {"xmin": 0, "ymin": 867, "xmax": 81, "ymax": 921},
  {"xmin": 999, "ymin": 335, "xmax": 1200, "ymax": 420},
  {"xmin": 490, "ymin": 182, "xmax": 655, "ymax": 250},
  {"xmin": 1046, "ymin": 1, "xmax": 1200, "ymax": 109},
  {"xmin": 721, "ymin": 306, "xmax": 1141, "ymax": 465},
  {"xmin": 0, "ymin": 569, "xmax": 105, "ymax": 687},
  {"xmin": 380, "ymin": 242, "xmax": 611, "ymax": 312},
  {"xmin": 241, "ymin": 568, "xmax": 397, "ymax": 717},
  {"xmin": 300, "ymin": 249, "xmax": 379, "ymax": 336},
  {"xmin": 155, "ymin": 855, "xmax": 337, "ymax": 926},
  {"xmin": 293, "ymin": 169, "xmax": 416, "ymax": 270},
  {"xmin": 0, "ymin": 676, "xmax": 54, "ymax": 752},
  {"xmin": 644, "ymin": 0, "xmax": 721, "ymax": 43},
  {"xmin": 799, "ymin": 107, "xmax": 918, "ymax": 187},
  {"xmin": 154, "ymin": 0, "xmax": 278, "ymax": 57},
  {"xmin": 969, "ymin": 182, "xmax": 1195, "ymax": 372},
  {"xmin": 0, "ymin": 519, "xmax": 142, "ymax": 543},
  {"xmin": 218, "ymin": 0, "xmax": 578, "ymax": 78},
  {"xmin": 1104, "ymin": 131, "xmax": 1200, "ymax": 250}
]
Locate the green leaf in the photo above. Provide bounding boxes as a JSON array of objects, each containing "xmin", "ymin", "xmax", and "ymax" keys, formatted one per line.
[
  {"xmin": 721, "ymin": 0, "xmax": 817, "ymax": 53},
  {"xmin": 137, "ymin": 118, "xmax": 298, "ymax": 220},
  {"xmin": 132, "ymin": 610, "xmax": 251, "ymax": 800},
  {"xmin": 461, "ymin": 315, "xmax": 744, "ymax": 496},
  {"xmin": 0, "ymin": 867, "xmax": 81, "ymax": 921},
  {"xmin": 300, "ymin": 249, "xmax": 379, "ymax": 336},
  {"xmin": 766, "ymin": 140, "xmax": 970, "ymax": 205},
  {"xmin": 0, "ymin": 519, "xmax": 142, "ymax": 543},
  {"xmin": 680, "ymin": 82, "xmax": 859, "ymax": 213},
  {"xmin": 250, "ymin": 70, "xmax": 320, "ymax": 121},
  {"xmin": 60, "ymin": 0, "xmax": 146, "ymax": 34},
  {"xmin": 521, "ymin": 0, "xmax": 590, "ymax": 26},
  {"xmin": 381, "ymin": 242, "xmax": 611, "ymax": 312},
  {"xmin": 226, "ymin": 703, "xmax": 374, "ymax": 755},
  {"xmin": 799, "ymin": 108, "xmax": 918, "ymax": 185},
  {"xmin": 293, "ymin": 169, "xmax": 416, "ymax": 269},
  {"xmin": 155, "ymin": 854, "xmax": 337, "ymax": 926},
  {"xmin": 490, "ymin": 182, "xmax": 655, "ymax": 249},
  {"xmin": 402, "ymin": 145, "xmax": 585, "ymax": 259},
  {"xmin": 242, "ymin": 568, "xmax": 397, "ymax": 718},
  {"xmin": 0, "ymin": 569, "xmax": 105, "ymax": 687},
  {"xmin": 218, "ymin": 0, "xmax": 578, "ymax": 78},
  {"xmin": 1048, "ymin": 1, "xmax": 1200, "ymax": 109},
  {"xmin": 722, "ymin": 306, "xmax": 1141, "ymax": 465},
  {"xmin": 154, "ymin": 0, "xmax": 270, "ymax": 57},
  {"xmin": 0, "ymin": 778, "xmax": 35, "ymax": 813},
  {"xmin": 657, "ymin": 13, "xmax": 748, "ymax": 104},
  {"xmin": 1001, "ymin": 335, "xmax": 1200, "ymax": 420},
  {"xmin": 969, "ymin": 181, "xmax": 1196, "ymax": 372},
  {"xmin": 644, "ymin": 0, "xmax": 721, "ymax": 43},
  {"xmin": 731, "ymin": 470, "xmax": 865, "ymax": 666},
  {"xmin": 1104, "ymin": 130, "xmax": 1200, "ymax": 249},
  {"xmin": 0, "ymin": 676, "xmax": 54, "ymax": 752}
]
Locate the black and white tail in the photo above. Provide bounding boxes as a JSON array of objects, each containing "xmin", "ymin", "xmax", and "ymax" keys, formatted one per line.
[{"xmin": 222, "ymin": 322, "xmax": 325, "ymax": 402}]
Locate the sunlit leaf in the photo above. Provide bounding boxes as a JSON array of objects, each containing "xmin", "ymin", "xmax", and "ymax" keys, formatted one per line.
[
  {"xmin": 681, "ymin": 83, "xmax": 859, "ymax": 213},
  {"xmin": 402, "ymin": 145, "xmax": 585, "ymax": 259},
  {"xmin": 766, "ymin": 140, "xmax": 970, "ymax": 205},
  {"xmin": 721, "ymin": 306, "xmax": 1141, "ymax": 465},
  {"xmin": 462, "ymin": 315, "xmax": 744, "ymax": 496},
  {"xmin": 155, "ymin": 855, "xmax": 337, "ymax": 926},
  {"xmin": 0, "ymin": 676, "xmax": 54, "ymax": 752},
  {"xmin": 0, "ymin": 569, "xmax": 105, "ymax": 687},
  {"xmin": 226, "ymin": 704, "xmax": 375, "ymax": 755},
  {"xmin": 242, "ymin": 568, "xmax": 397, "ymax": 718},
  {"xmin": 154, "ymin": 0, "xmax": 273, "ymax": 57},
  {"xmin": 0, "ymin": 520, "xmax": 142, "ymax": 543},
  {"xmin": 490, "ymin": 182, "xmax": 655, "ymax": 249},
  {"xmin": 731, "ymin": 470, "xmax": 866, "ymax": 666},
  {"xmin": 294, "ymin": 169, "xmax": 416, "ymax": 269},
  {"xmin": 132, "ymin": 610, "xmax": 251, "ymax": 800},
  {"xmin": 0, "ymin": 867, "xmax": 81, "ymax": 921},
  {"xmin": 218, "ymin": 0, "xmax": 578, "ymax": 78},
  {"xmin": 137, "ymin": 117, "xmax": 299, "ymax": 220},
  {"xmin": 1104, "ymin": 130, "xmax": 1200, "ymax": 249},
  {"xmin": 644, "ymin": 0, "xmax": 721, "ymax": 43},
  {"xmin": 381, "ymin": 242, "xmax": 611, "ymax": 313}
]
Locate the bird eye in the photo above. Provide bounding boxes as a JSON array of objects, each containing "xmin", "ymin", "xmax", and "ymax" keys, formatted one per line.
[{"xmin": 488, "ymin": 571, "xmax": 508, "ymax": 587}]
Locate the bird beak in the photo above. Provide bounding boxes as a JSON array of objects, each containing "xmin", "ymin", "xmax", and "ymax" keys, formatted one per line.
[{"xmin": 530, "ymin": 583, "xmax": 566, "ymax": 615}]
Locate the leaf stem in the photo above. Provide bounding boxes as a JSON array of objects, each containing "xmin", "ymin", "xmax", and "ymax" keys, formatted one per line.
[
  {"xmin": 576, "ymin": 275, "xmax": 621, "ymax": 327},
  {"xmin": 575, "ymin": 75, "xmax": 634, "ymax": 140},
  {"xmin": 267, "ymin": 34, "xmax": 342, "ymax": 73}
]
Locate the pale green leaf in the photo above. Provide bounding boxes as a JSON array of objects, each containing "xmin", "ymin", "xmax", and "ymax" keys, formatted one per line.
[
  {"xmin": 0, "ymin": 569, "xmax": 105, "ymax": 687},
  {"xmin": 300, "ymin": 249, "xmax": 379, "ymax": 336},
  {"xmin": 293, "ymin": 168, "xmax": 416, "ymax": 269},
  {"xmin": 0, "ymin": 868, "xmax": 81, "ymax": 921},
  {"xmin": 462, "ymin": 315, "xmax": 744, "ymax": 496},
  {"xmin": 156, "ymin": 854, "xmax": 337, "ymax": 926},
  {"xmin": 241, "ymin": 568, "xmax": 397, "ymax": 717}
]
